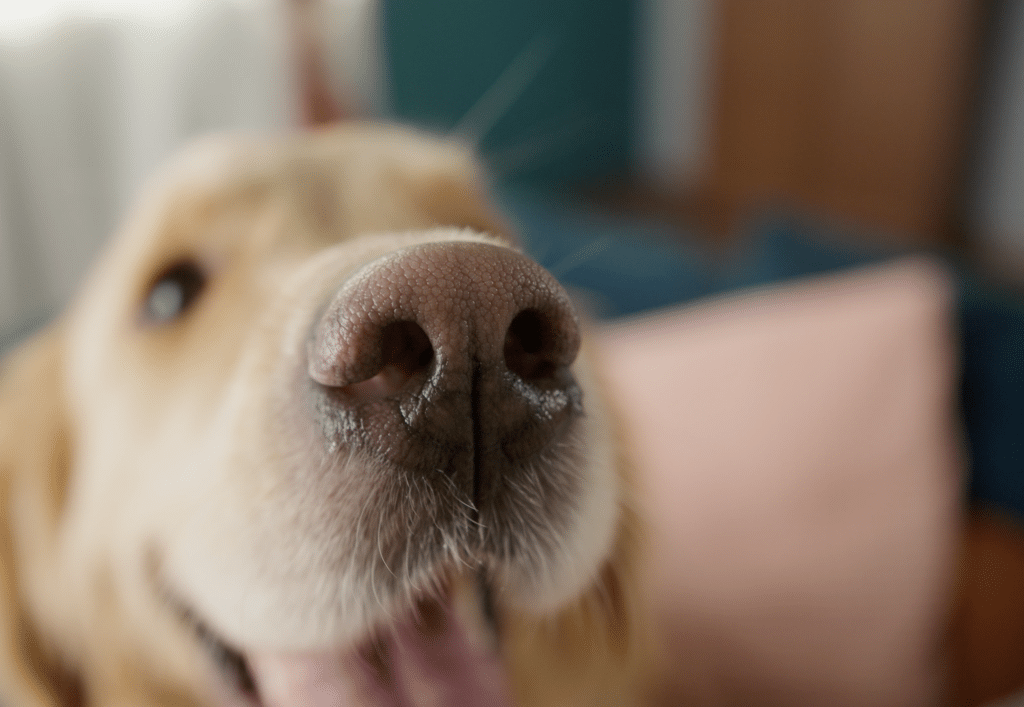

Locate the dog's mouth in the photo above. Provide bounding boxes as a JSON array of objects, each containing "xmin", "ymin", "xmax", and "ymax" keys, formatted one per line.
[{"xmin": 184, "ymin": 572, "xmax": 512, "ymax": 707}]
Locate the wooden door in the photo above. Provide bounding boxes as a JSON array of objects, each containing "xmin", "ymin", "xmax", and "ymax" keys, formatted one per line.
[{"xmin": 699, "ymin": 0, "xmax": 981, "ymax": 245}]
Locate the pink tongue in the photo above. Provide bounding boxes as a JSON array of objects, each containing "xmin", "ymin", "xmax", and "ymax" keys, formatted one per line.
[{"xmin": 248, "ymin": 595, "xmax": 513, "ymax": 707}]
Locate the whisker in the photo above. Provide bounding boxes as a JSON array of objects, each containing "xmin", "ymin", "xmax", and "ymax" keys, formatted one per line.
[
  {"xmin": 451, "ymin": 30, "xmax": 558, "ymax": 148},
  {"xmin": 547, "ymin": 235, "xmax": 613, "ymax": 278},
  {"xmin": 485, "ymin": 114, "xmax": 601, "ymax": 179},
  {"xmin": 377, "ymin": 512, "xmax": 395, "ymax": 578},
  {"xmin": 433, "ymin": 467, "xmax": 483, "ymax": 525}
]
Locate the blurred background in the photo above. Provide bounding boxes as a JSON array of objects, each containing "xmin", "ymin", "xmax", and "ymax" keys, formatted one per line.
[
  {"xmin": 3, "ymin": 2, "xmax": 1024, "ymax": 704},
  {"xmin": 3, "ymin": 0, "xmax": 1024, "ymax": 341}
]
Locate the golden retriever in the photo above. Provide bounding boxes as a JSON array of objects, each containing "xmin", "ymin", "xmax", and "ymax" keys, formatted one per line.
[{"xmin": 0, "ymin": 124, "xmax": 650, "ymax": 706}]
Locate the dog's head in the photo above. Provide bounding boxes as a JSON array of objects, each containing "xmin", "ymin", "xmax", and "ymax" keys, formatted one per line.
[{"xmin": 0, "ymin": 124, "xmax": 638, "ymax": 706}]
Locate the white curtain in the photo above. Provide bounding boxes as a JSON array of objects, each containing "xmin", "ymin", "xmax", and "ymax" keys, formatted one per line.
[{"xmin": 0, "ymin": 0, "xmax": 302, "ymax": 348}]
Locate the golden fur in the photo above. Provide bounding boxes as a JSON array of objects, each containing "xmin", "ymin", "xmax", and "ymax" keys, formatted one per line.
[{"xmin": 0, "ymin": 124, "xmax": 652, "ymax": 706}]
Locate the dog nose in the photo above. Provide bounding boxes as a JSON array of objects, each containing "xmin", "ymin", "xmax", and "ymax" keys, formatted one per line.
[{"xmin": 306, "ymin": 240, "xmax": 582, "ymax": 505}]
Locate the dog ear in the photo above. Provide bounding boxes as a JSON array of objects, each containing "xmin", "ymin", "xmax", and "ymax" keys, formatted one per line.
[{"xmin": 0, "ymin": 327, "xmax": 83, "ymax": 706}]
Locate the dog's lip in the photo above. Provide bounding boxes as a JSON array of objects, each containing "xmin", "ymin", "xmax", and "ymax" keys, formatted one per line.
[
  {"xmin": 182, "ymin": 575, "xmax": 512, "ymax": 707},
  {"xmin": 247, "ymin": 590, "xmax": 512, "ymax": 707}
]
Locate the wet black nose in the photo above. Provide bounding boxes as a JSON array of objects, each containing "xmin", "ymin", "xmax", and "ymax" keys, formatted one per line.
[{"xmin": 306, "ymin": 241, "xmax": 583, "ymax": 507}]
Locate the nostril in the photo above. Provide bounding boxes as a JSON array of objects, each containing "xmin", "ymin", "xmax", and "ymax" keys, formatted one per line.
[
  {"xmin": 381, "ymin": 320, "xmax": 434, "ymax": 375},
  {"xmin": 504, "ymin": 309, "xmax": 559, "ymax": 383},
  {"xmin": 342, "ymin": 321, "xmax": 433, "ymax": 400}
]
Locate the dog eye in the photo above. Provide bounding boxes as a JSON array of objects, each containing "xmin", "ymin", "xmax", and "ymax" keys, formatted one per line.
[{"xmin": 144, "ymin": 260, "xmax": 207, "ymax": 323}]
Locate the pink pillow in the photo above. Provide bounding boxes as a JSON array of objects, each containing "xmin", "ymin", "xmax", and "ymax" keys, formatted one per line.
[{"xmin": 596, "ymin": 258, "xmax": 964, "ymax": 707}]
